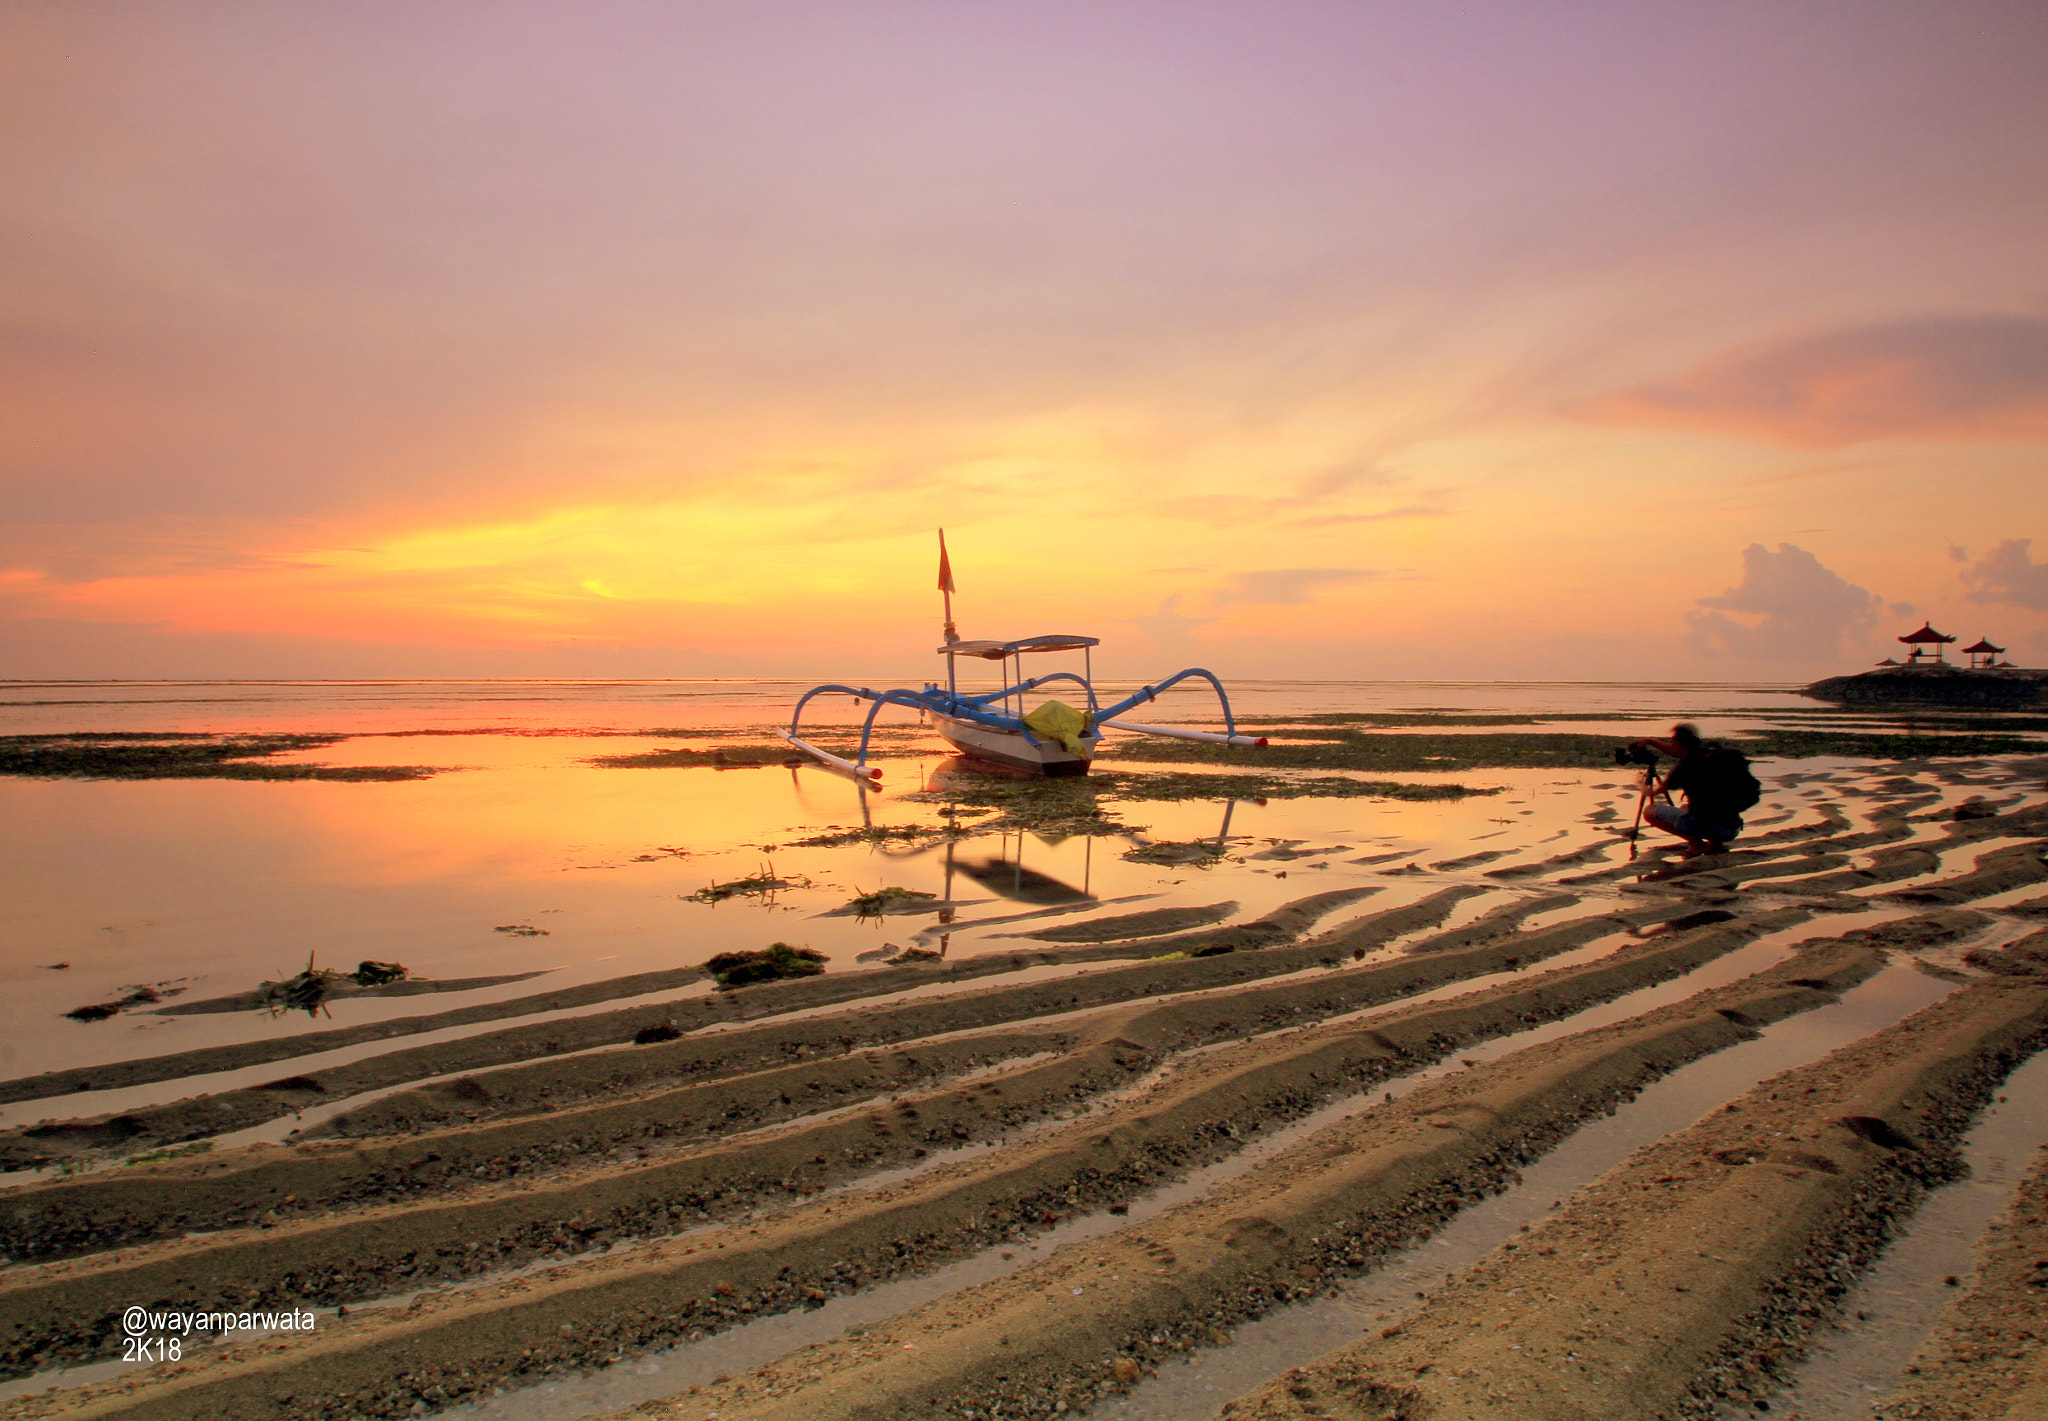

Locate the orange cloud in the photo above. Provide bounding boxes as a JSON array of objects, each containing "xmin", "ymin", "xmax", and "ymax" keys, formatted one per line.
[
  {"xmin": 1961, "ymin": 539, "xmax": 2048, "ymax": 612},
  {"xmin": 1569, "ymin": 315, "xmax": 2048, "ymax": 448},
  {"xmin": 1211, "ymin": 568, "xmax": 1380, "ymax": 607}
]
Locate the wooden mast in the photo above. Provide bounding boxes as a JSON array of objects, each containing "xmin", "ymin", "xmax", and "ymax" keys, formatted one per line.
[{"xmin": 938, "ymin": 528, "xmax": 958, "ymax": 697}]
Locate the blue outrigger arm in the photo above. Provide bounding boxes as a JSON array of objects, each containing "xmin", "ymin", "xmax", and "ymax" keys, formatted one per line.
[
  {"xmin": 781, "ymin": 683, "xmax": 913, "ymax": 779},
  {"xmin": 781, "ymin": 650, "xmax": 1265, "ymax": 778}
]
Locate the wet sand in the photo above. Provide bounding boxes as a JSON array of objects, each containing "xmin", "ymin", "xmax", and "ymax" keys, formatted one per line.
[
  {"xmin": 0, "ymin": 690, "xmax": 2044, "ymax": 1420},
  {"xmin": 1871, "ymin": 1139, "xmax": 2048, "ymax": 1420}
]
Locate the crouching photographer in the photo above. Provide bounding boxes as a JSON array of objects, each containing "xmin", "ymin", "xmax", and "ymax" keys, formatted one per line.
[{"xmin": 1615, "ymin": 722, "xmax": 1761, "ymax": 858}]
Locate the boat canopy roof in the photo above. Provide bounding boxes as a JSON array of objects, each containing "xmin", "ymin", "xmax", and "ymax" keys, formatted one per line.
[{"xmin": 937, "ymin": 634, "xmax": 1100, "ymax": 660}]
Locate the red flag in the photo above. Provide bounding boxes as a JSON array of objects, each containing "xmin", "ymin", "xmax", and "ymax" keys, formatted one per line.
[{"xmin": 937, "ymin": 529, "xmax": 956, "ymax": 594}]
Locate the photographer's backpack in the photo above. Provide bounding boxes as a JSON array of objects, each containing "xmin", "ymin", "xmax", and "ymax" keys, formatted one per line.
[{"xmin": 1699, "ymin": 744, "xmax": 1763, "ymax": 814}]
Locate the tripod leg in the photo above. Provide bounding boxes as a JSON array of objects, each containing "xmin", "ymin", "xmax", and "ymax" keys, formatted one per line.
[{"xmin": 1626, "ymin": 768, "xmax": 1660, "ymax": 860}]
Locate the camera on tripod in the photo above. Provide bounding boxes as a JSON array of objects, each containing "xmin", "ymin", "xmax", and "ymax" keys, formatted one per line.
[{"xmin": 1613, "ymin": 743, "xmax": 1660, "ymax": 768}]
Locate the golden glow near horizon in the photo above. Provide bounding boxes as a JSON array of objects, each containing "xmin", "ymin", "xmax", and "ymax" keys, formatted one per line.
[{"xmin": 2, "ymin": 4, "xmax": 2045, "ymax": 680}]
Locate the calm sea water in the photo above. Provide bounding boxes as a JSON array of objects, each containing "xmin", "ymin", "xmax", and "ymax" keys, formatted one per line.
[
  {"xmin": 0, "ymin": 678, "xmax": 1825, "ymax": 1096},
  {"xmin": 0, "ymin": 677, "xmax": 1818, "ymax": 736}
]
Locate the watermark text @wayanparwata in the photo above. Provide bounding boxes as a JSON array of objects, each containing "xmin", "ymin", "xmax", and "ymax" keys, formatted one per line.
[{"xmin": 119, "ymin": 1304, "xmax": 317, "ymax": 1362}]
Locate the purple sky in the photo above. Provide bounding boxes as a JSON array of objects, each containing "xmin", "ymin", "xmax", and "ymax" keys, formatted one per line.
[{"xmin": 3, "ymin": 1, "xmax": 2044, "ymax": 679}]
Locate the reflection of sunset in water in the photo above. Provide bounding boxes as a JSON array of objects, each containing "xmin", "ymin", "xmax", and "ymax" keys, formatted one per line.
[
  {"xmin": 0, "ymin": 749, "xmax": 1613, "ymax": 1087},
  {"xmin": 4, "ymin": 13, "xmax": 2044, "ymax": 1407},
  {"xmin": 0, "ymin": 678, "xmax": 1847, "ymax": 1090}
]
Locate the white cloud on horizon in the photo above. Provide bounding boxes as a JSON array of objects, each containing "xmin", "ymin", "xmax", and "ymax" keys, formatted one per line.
[{"xmin": 1685, "ymin": 543, "xmax": 1885, "ymax": 662}]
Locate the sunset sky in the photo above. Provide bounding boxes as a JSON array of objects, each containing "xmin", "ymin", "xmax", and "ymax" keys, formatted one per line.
[{"xmin": 3, "ymin": 0, "xmax": 2045, "ymax": 682}]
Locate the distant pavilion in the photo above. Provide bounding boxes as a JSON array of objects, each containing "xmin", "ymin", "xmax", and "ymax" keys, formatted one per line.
[
  {"xmin": 1884, "ymin": 624, "xmax": 2019, "ymax": 672},
  {"xmin": 1897, "ymin": 623, "xmax": 1957, "ymax": 664},
  {"xmin": 1963, "ymin": 637, "xmax": 2006, "ymax": 670}
]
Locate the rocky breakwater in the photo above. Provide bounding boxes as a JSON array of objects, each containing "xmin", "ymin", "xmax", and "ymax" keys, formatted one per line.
[{"xmin": 1802, "ymin": 663, "xmax": 2048, "ymax": 707}]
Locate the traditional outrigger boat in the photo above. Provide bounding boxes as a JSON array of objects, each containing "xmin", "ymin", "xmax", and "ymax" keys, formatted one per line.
[{"xmin": 782, "ymin": 534, "xmax": 1266, "ymax": 779}]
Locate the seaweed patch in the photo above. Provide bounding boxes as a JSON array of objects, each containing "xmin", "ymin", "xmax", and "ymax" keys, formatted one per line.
[
  {"xmin": 703, "ymin": 942, "xmax": 829, "ymax": 987},
  {"xmin": 786, "ymin": 823, "xmax": 965, "ymax": 849},
  {"xmin": 260, "ymin": 957, "xmax": 416, "ymax": 1017},
  {"xmin": 63, "ymin": 983, "xmax": 181, "ymax": 1022},
  {"xmin": 841, "ymin": 886, "xmax": 942, "ymax": 918},
  {"xmin": 1121, "ymin": 839, "xmax": 1231, "ymax": 866},
  {"xmin": 584, "ymin": 746, "xmax": 813, "ymax": 770},
  {"xmin": 0, "ymin": 733, "xmax": 443, "ymax": 781},
  {"xmin": 684, "ymin": 866, "xmax": 814, "ymax": 904},
  {"xmin": 1099, "ymin": 769, "xmax": 1489, "ymax": 802}
]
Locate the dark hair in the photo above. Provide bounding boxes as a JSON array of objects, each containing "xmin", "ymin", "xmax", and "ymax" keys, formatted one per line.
[{"xmin": 1672, "ymin": 722, "xmax": 1703, "ymax": 754}]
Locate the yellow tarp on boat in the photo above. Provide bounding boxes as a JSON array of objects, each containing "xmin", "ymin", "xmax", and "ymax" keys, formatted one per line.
[{"xmin": 1023, "ymin": 699, "xmax": 1093, "ymax": 756}]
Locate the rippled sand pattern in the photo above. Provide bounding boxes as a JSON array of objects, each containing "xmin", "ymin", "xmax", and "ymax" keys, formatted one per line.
[{"xmin": 0, "ymin": 680, "xmax": 2044, "ymax": 1421}]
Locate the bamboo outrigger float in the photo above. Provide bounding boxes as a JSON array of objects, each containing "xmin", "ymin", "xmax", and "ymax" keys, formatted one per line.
[{"xmin": 782, "ymin": 533, "xmax": 1266, "ymax": 779}]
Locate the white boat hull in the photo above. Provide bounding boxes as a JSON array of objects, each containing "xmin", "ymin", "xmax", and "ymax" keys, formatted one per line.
[{"xmin": 931, "ymin": 713, "xmax": 1098, "ymax": 776}]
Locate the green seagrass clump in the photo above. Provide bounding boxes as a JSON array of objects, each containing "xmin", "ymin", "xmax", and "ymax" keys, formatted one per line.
[
  {"xmin": 684, "ymin": 864, "xmax": 811, "ymax": 903},
  {"xmin": 704, "ymin": 942, "xmax": 828, "ymax": 988},
  {"xmin": 848, "ymin": 886, "xmax": 940, "ymax": 918}
]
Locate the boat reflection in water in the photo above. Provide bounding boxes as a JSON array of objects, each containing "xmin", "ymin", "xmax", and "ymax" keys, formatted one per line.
[
  {"xmin": 919, "ymin": 753, "xmax": 1100, "ymax": 913},
  {"xmin": 904, "ymin": 833, "xmax": 1093, "ymax": 961},
  {"xmin": 949, "ymin": 844, "xmax": 1093, "ymax": 906}
]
